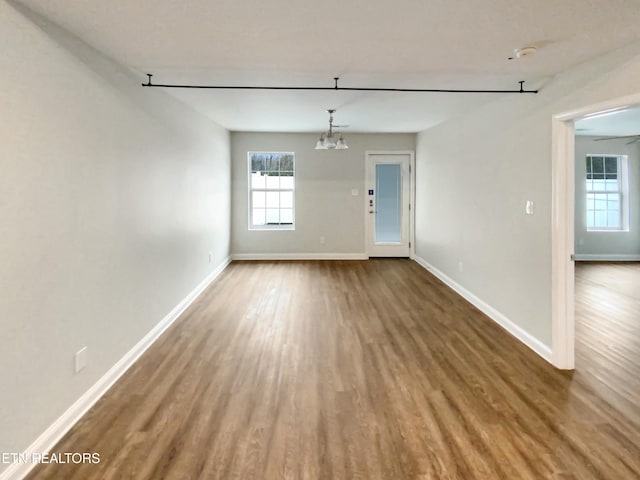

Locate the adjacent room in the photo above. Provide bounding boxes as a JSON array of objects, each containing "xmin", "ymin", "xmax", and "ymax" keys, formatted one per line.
[
  {"xmin": 2, "ymin": 0, "xmax": 640, "ymax": 478},
  {"xmin": 572, "ymin": 107, "xmax": 640, "ymax": 424}
]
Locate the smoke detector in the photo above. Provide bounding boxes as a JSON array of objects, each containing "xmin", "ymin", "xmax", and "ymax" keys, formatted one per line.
[{"xmin": 514, "ymin": 46, "xmax": 538, "ymax": 58}]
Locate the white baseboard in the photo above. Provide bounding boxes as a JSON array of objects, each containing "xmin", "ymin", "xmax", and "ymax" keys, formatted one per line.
[
  {"xmin": 412, "ymin": 255, "xmax": 553, "ymax": 364},
  {"xmin": 0, "ymin": 256, "xmax": 231, "ymax": 480},
  {"xmin": 573, "ymin": 254, "xmax": 640, "ymax": 261},
  {"xmin": 231, "ymin": 253, "xmax": 368, "ymax": 261}
]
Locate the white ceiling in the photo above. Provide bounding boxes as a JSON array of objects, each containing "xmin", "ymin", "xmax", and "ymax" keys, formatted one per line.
[
  {"xmin": 16, "ymin": 0, "xmax": 640, "ymax": 132},
  {"xmin": 575, "ymin": 106, "xmax": 640, "ymax": 137}
]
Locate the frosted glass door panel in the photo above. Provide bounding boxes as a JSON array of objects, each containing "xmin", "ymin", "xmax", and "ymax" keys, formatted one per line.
[{"xmin": 375, "ymin": 163, "xmax": 402, "ymax": 243}]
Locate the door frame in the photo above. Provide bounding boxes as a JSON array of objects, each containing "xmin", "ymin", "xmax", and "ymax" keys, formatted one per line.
[
  {"xmin": 551, "ymin": 92, "xmax": 640, "ymax": 370},
  {"xmin": 364, "ymin": 150, "xmax": 416, "ymax": 258}
]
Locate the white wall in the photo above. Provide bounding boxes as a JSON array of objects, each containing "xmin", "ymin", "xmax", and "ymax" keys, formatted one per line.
[
  {"xmin": 231, "ymin": 132, "xmax": 415, "ymax": 256},
  {"xmin": 416, "ymin": 41, "xmax": 640, "ymax": 349},
  {"xmin": 574, "ymin": 136, "xmax": 640, "ymax": 256},
  {"xmin": 0, "ymin": 0, "xmax": 230, "ymax": 466}
]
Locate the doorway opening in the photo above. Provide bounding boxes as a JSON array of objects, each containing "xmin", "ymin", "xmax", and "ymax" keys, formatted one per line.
[{"xmin": 552, "ymin": 93, "xmax": 640, "ymax": 370}]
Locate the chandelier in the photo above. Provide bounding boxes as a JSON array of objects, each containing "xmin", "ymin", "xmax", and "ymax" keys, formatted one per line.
[{"xmin": 315, "ymin": 109, "xmax": 348, "ymax": 150}]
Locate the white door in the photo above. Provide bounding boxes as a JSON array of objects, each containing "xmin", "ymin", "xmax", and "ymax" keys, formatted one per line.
[{"xmin": 366, "ymin": 152, "xmax": 412, "ymax": 257}]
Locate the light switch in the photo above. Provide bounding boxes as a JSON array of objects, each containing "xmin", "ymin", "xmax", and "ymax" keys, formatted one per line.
[
  {"xmin": 351, "ymin": 189, "xmax": 359, "ymax": 196},
  {"xmin": 525, "ymin": 200, "xmax": 534, "ymax": 215}
]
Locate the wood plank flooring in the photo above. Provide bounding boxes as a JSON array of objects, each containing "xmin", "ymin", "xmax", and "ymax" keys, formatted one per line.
[
  {"xmin": 26, "ymin": 259, "xmax": 640, "ymax": 479},
  {"xmin": 574, "ymin": 262, "xmax": 640, "ymax": 425}
]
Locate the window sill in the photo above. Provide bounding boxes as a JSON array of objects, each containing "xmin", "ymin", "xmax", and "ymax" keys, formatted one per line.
[
  {"xmin": 586, "ymin": 229, "xmax": 629, "ymax": 233},
  {"xmin": 248, "ymin": 226, "xmax": 296, "ymax": 231}
]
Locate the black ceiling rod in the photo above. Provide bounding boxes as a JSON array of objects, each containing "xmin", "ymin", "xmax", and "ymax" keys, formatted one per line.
[{"xmin": 141, "ymin": 74, "xmax": 538, "ymax": 94}]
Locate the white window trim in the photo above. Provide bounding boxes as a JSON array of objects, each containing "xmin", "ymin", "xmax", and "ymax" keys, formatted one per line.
[
  {"xmin": 247, "ymin": 151, "xmax": 296, "ymax": 231},
  {"xmin": 585, "ymin": 154, "xmax": 629, "ymax": 232}
]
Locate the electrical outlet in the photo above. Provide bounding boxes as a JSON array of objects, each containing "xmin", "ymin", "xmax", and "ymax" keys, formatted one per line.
[
  {"xmin": 351, "ymin": 189, "xmax": 359, "ymax": 196},
  {"xmin": 208, "ymin": 252, "xmax": 212, "ymax": 263},
  {"xmin": 75, "ymin": 347, "xmax": 87, "ymax": 373},
  {"xmin": 458, "ymin": 261, "xmax": 464, "ymax": 272},
  {"xmin": 320, "ymin": 236, "xmax": 326, "ymax": 245}
]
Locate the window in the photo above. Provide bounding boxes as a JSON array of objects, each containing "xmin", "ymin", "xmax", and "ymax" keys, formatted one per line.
[
  {"xmin": 249, "ymin": 152, "xmax": 295, "ymax": 229},
  {"xmin": 585, "ymin": 154, "xmax": 627, "ymax": 231}
]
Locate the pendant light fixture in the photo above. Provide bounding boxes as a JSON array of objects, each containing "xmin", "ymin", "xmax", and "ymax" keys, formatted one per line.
[{"xmin": 315, "ymin": 109, "xmax": 348, "ymax": 150}]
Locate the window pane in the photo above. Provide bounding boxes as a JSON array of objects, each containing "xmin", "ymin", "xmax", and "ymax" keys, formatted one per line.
[
  {"xmin": 607, "ymin": 195, "xmax": 620, "ymax": 210},
  {"xmin": 251, "ymin": 155, "xmax": 265, "ymax": 172},
  {"xmin": 280, "ymin": 191, "xmax": 293, "ymax": 208},
  {"xmin": 605, "ymin": 157, "xmax": 618, "ymax": 174},
  {"xmin": 252, "ymin": 208, "xmax": 265, "ymax": 226},
  {"xmin": 594, "ymin": 210, "xmax": 607, "ymax": 227},
  {"xmin": 585, "ymin": 179, "xmax": 593, "ymax": 190},
  {"xmin": 607, "ymin": 210, "xmax": 620, "ymax": 228},
  {"xmin": 251, "ymin": 172, "xmax": 266, "ymax": 189},
  {"xmin": 591, "ymin": 156, "xmax": 604, "ymax": 173},
  {"xmin": 266, "ymin": 191, "xmax": 279, "ymax": 208},
  {"xmin": 586, "ymin": 210, "xmax": 595, "ymax": 229},
  {"xmin": 266, "ymin": 156, "xmax": 280, "ymax": 172},
  {"xmin": 375, "ymin": 163, "xmax": 402, "ymax": 243},
  {"xmin": 252, "ymin": 191, "xmax": 266, "ymax": 208},
  {"xmin": 592, "ymin": 180, "xmax": 605, "ymax": 190},
  {"xmin": 594, "ymin": 195, "xmax": 607, "ymax": 210},
  {"xmin": 266, "ymin": 175, "xmax": 280, "ymax": 189},
  {"xmin": 586, "ymin": 194, "xmax": 594, "ymax": 211},
  {"xmin": 266, "ymin": 208, "xmax": 279, "ymax": 224},
  {"xmin": 604, "ymin": 179, "xmax": 619, "ymax": 191},
  {"xmin": 280, "ymin": 209, "xmax": 293, "ymax": 224},
  {"xmin": 586, "ymin": 157, "xmax": 592, "ymax": 176},
  {"xmin": 280, "ymin": 154, "xmax": 294, "ymax": 172},
  {"xmin": 280, "ymin": 176, "xmax": 294, "ymax": 189}
]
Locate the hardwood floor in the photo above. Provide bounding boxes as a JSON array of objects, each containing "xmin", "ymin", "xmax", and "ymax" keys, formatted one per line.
[
  {"xmin": 26, "ymin": 259, "xmax": 640, "ymax": 479},
  {"xmin": 574, "ymin": 262, "xmax": 640, "ymax": 424}
]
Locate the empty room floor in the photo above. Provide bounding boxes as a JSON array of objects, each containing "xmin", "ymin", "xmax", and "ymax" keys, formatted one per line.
[
  {"xmin": 26, "ymin": 259, "xmax": 640, "ymax": 479},
  {"xmin": 574, "ymin": 262, "xmax": 640, "ymax": 429}
]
